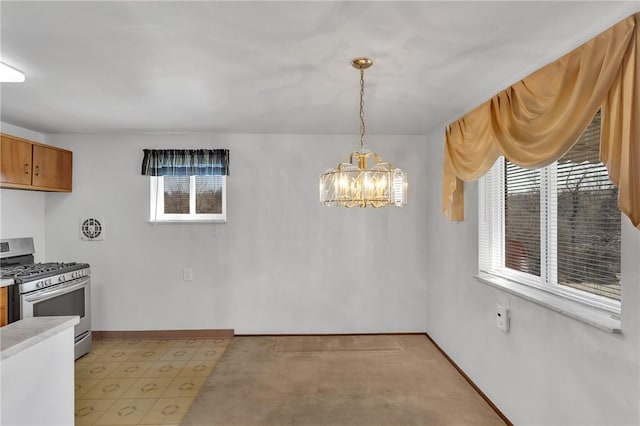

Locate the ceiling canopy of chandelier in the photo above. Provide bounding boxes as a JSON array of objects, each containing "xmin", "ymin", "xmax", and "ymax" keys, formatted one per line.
[{"xmin": 319, "ymin": 57, "xmax": 407, "ymax": 208}]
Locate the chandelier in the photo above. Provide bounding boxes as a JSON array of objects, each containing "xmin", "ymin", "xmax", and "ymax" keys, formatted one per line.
[{"xmin": 319, "ymin": 57, "xmax": 407, "ymax": 208}]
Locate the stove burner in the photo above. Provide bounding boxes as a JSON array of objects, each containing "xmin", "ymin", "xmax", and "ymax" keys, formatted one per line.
[
  {"xmin": 0, "ymin": 262, "xmax": 86, "ymax": 282},
  {"xmin": 17, "ymin": 262, "xmax": 78, "ymax": 277},
  {"xmin": 1, "ymin": 265, "xmax": 24, "ymax": 279}
]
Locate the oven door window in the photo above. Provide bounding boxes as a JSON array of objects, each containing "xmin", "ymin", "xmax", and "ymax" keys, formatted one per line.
[{"xmin": 33, "ymin": 287, "xmax": 85, "ymax": 318}]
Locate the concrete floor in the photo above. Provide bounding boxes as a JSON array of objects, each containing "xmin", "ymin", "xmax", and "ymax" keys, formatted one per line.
[{"xmin": 181, "ymin": 335, "xmax": 506, "ymax": 425}]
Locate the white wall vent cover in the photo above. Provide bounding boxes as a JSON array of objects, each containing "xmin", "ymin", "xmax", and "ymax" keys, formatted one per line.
[{"xmin": 80, "ymin": 217, "xmax": 104, "ymax": 241}]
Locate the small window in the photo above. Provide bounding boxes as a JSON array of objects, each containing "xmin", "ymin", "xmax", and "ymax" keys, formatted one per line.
[
  {"xmin": 142, "ymin": 148, "xmax": 229, "ymax": 223},
  {"xmin": 479, "ymin": 111, "xmax": 621, "ymax": 313},
  {"xmin": 150, "ymin": 175, "xmax": 226, "ymax": 222}
]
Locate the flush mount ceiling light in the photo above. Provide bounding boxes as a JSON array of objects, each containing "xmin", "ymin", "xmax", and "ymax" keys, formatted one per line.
[
  {"xmin": 0, "ymin": 62, "xmax": 25, "ymax": 83},
  {"xmin": 319, "ymin": 57, "xmax": 407, "ymax": 208}
]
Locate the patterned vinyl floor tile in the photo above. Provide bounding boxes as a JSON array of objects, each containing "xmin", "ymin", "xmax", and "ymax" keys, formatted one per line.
[{"xmin": 75, "ymin": 337, "xmax": 230, "ymax": 425}]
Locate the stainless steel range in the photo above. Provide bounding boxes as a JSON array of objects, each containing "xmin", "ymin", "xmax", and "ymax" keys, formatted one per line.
[{"xmin": 1, "ymin": 237, "xmax": 91, "ymax": 359}]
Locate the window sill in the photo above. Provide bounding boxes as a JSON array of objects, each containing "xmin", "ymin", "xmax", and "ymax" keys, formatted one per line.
[{"xmin": 475, "ymin": 272, "xmax": 622, "ymax": 334}]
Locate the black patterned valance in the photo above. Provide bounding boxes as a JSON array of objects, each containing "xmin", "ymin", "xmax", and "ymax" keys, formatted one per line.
[{"xmin": 141, "ymin": 149, "xmax": 229, "ymax": 176}]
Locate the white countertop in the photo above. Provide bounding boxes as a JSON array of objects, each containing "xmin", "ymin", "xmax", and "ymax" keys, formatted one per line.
[
  {"xmin": 0, "ymin": 277, "xmax": 14, "ymax": 288},
  {"xmin": 0, "ymin": 316, "xmax": 79, "ymax": 360}
]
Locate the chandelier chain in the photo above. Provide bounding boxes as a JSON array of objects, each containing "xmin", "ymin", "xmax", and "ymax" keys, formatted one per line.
[{"xmin": 359, "ymin": 68, "xmax": 365, "ymax": 150}]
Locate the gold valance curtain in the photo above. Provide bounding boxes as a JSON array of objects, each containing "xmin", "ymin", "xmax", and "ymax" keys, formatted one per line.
[{"xmin": 443, "ymin": 13, "xmax": 639, "ymax": 229}]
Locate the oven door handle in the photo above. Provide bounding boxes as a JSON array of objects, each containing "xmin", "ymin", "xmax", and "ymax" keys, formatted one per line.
[{"xmin": 23, "ymin": 279, "xmax": 89, "ymax": 303}]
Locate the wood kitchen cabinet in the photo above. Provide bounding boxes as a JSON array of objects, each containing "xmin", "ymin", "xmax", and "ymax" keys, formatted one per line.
[
  {"xmin": 0, "ymin": 135, "xmax": 32, "ymax": 186},
  {"xmin": 0, "ymin": 287, "xmax": 8, "ymax": 327},
  {"xmin": 31, "ymin": 144, "xmax": 73, "ymax": 190},
  {"xmin": 0, "ymin": 133, "xmax": 72, "ymax": 192}
]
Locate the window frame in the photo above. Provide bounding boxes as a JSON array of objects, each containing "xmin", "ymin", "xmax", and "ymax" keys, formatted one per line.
[
  {"xmin": 479, "ymin": 157, "xmax": 621, "ymax": 316},
  {"xmin": 149, "ymin": 175, "xmax": 227, "ymax": 223}
]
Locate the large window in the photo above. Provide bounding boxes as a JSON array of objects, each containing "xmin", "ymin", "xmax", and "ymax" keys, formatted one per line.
[
  {"xmin": 479, "ymin": 111, "xmax": 621, "ymax": 313},
  {"xmin": 150, "ymin": 175, "xmax": 226, "ymax": 222}
]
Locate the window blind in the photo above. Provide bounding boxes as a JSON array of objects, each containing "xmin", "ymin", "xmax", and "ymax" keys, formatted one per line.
[
  {"xmin": 554, "ymin": 111, "xmax": 621, "ymax": 300},
  {"xmin": 505, "ymin": 160, "xmax": 541, "ymax": 276},
  {"xmin": 163, "ymin": 176, "xmax": 190, "ymax": 214},
  {"xmin": 195, "ymin": 176, "xmax": 224, "ymax": 214}
]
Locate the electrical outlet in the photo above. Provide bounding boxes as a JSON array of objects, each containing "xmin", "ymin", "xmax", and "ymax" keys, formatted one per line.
[
  {"xmin": 496, "ymin": 304, "xmax": 510, "ymax": 332},
  {"xmin": 183, "ymin": 268, "xmax": 193, "ymax": 281}
]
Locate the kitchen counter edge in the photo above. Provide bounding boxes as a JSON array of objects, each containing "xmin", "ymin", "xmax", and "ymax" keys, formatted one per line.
[
  {"xmin": 0, "ymin": 278, "xmax": 14, "ymax": 288},
  {"xmin": 0, "ymin": 316, "xmax": 79, "ymax": 360}
]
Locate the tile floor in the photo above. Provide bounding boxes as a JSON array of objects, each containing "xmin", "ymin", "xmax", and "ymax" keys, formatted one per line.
[{"xmin": 74, "ymin": 337, "xmax": 230, "ymax": 425}]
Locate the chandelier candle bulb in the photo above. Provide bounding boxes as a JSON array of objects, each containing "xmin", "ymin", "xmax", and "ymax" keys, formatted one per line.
[{"xmin": 320, "ymin": 57, "xmax": 407, "ymax": 208}]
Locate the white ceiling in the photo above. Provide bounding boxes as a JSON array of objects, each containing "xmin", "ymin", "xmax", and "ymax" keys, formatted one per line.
[{"xmin": 1, "ymin": 1, "xmax": 638, "ymax": 136}]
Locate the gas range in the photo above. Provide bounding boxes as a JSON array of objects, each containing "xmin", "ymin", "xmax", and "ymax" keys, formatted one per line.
[
  {"xmin": 0, "ymin": 237, "xmax": 92, "ymax": 359},
  {"xmin": 1, "ymin": 262, "xmax": 91, "ymax": 293}
]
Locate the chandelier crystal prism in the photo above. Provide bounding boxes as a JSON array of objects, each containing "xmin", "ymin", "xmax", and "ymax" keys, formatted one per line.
[{"xmin": 319, "ymin": 57, "xmax": 407, "ymax": 208}]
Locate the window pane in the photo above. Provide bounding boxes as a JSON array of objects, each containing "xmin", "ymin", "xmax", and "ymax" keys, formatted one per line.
[
  {"xmin": 505, "ymin": 160, "xmax": 541, "ymax": 276},
  {"xmin": 556, "ymin": 111, "xmax": 621, "ymax": 300},
  {"xmin": 195, "ymin": 176, "xmax": 223, "ymax": 214},
  {"xmin": 164, "ymin": 176, "xmax": 190, "ymax": 214}
]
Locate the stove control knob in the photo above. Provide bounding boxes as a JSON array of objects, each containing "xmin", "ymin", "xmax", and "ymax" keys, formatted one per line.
[
  {"xmin": 59, "ymin": 276, "xmax": 65, "ymax": 283},
  {"xmin": 38, "ymin": 279, "xmax": 51, "ymax": 288}
]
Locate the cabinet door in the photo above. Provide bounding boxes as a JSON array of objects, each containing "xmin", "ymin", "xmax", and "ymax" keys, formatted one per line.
[
  {"xmin": 0, "ymin": 287, "xmax": 8, "ymax": 327},
  {"xmin": 32, "ymin": 145, "xmax": 73, "ymax": 191},
  {"xmin": 0, "ymin": 135, "xmax": 32, "ymax": 185}
]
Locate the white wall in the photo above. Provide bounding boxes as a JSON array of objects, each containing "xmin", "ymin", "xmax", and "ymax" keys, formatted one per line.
[
  {"xmin": 0, "ymin": 123, "xmax": 47, "ymax": 261},
  {"xmin": 1, "ymin": 122, "xmax": 45, "ymax": 143},
  {"xmin": 44, "ymin": 133, "xmax": 428, "ymax": 334},
  {"xmin": 423, "ymin": 128, "xmax": 640, "ymax": 425}
]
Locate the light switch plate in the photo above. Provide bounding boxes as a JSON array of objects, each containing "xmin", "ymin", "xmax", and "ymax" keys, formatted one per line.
[
  {"xmin": 183, "ymin": 268, "xmax": 193, "ymax": 281},
  {"xmin": 497, "ymin": 304, "xmax": 510, "ymax": 332}
]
